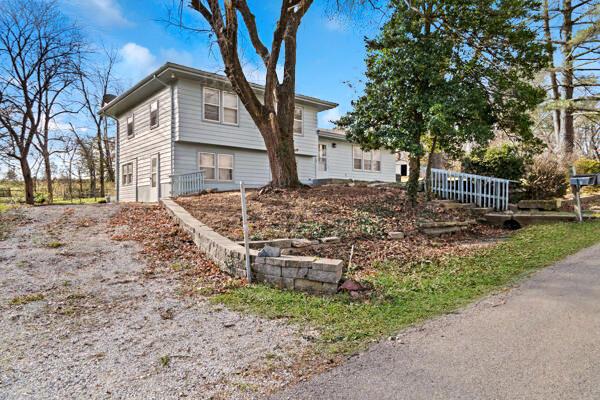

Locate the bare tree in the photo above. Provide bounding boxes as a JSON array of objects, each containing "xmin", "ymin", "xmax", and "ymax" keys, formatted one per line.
[
  {"xmin": 76, "ymin": 48, "xmax": 119, "ymax": 196},
  {"xmin": 176, "ymin": 0, "xmax": 317, "ymax": 188},
  {"xmin": 69, "ymin": 123, "xmax": 97, "ymax": 196},
  {"xmin": 0, "ymin": 0, "xmax": 82, "ymax": 204},
  {"xmin": 541, "ymin": 0, "xmax": 600, "ymax": 160}
]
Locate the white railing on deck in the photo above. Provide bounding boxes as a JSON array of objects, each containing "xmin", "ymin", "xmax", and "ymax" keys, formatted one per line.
[
  {"xmin": 171, "ymin": 171, "xmax": 205, "ymax": 197},
  {"xmin": 427, "ymin": 168, "xmax": 510, "ymax": 211}
]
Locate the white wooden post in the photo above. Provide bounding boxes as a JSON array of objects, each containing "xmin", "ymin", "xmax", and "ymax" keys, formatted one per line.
[{"xmin": 240, "ymin": 182, "xmax": 252, "ymax": 282}]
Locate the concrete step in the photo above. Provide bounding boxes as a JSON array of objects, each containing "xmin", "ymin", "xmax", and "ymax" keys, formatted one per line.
[{"xmin": 422, "ymin": 226, "xmax": 469, "ymax": 237}]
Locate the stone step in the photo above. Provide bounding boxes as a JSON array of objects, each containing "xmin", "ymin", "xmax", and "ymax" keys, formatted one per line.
[
  {"xmin": 433, "ymin": 200, "xmax": 476, "ymax": 210},
  {"xmin": 417, "ymin": 220, "xmax": 476, "ymax": 229},
  {"xmin": 469, "ymin": 207, "xmax": 493, "ymax": 216},
  {"xmin": 421, "ymin": 226, "xmax": 469, "ymax": 237}
]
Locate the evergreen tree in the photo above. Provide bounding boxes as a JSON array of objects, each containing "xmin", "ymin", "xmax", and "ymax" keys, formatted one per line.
[{"xmin": 339, "ymin": 0, "xmax": 548, "ymax": 202}]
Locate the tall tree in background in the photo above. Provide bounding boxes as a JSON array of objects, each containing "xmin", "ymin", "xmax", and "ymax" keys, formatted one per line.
[
  {"xmin": 541, "ymin": 0, "xmax": 599, "ymax": 160},
  {"xmin": 76, "ymin": 48, "xmax": 119, "ymax": 197},
  {"xmin": 339, "ymin": 0, "xmax": 547, "ymax": 202},
  {"xmin": 0, "ymin": 0, "xmax": 82, "ymax": 204},
  {"xmin": 180, "ymin": 0, "xmax": 316, "ymax": 188}
]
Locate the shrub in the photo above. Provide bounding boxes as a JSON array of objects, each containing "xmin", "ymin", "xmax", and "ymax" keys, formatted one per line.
[
  {"xmin": 523, "ymin": 156, "xmax": 568, "ymax": 200},
  {"xmin": 34, "ymin": 193, "xmax": 46, "ymax": 204},
  {"xmin": 462, "ymin": 144, "xmax": 526, "ymax": 181},
  {"xmin": 574, "ymin": 158, "xmax": 600, "ymax": 174}
]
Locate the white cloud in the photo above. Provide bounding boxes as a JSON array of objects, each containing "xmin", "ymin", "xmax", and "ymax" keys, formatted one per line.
[
  {"xmin": 117, "ymin": 42, "xmax": 159, "ymax": 83},
  {"xmin": 319, "ymin": 107, "xmax": 342, "ymax": 128},
  {"xmin": 65, "ymin": 0, "xmax": 132, "ymax": 27}
]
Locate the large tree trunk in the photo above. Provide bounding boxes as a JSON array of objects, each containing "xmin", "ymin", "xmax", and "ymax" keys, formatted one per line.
[
  {"xmin": 560, "ymin": 0, "xmax": 575, "ymax": 159},
  {"xmin": 96, "ymin": 128, "xmax": 105, "ymax": 197},
  {"xmin": 43, "ymin": 150, "xmax": 53, "ymax": 204},
  {"xmin": 103, "ymin": 121, "xmax": 114, "ymax": 182},
  {"xmin": 20, "ymin": 157, "xmax": 34, "ymax": 205},
  {"xmin": 260, "ymin": 121, "xmax": 301, "ymax": 188},
  {"xmin": 542, "ymin": 0, "xmax": 562, "ymax": 150},
  {"xmin": 425, "ymin": 135, "xmax": 438, "ymax": 201},
  {"xmin": 407, "ymin": 154, "xmax": 421, "ymax": 205}
]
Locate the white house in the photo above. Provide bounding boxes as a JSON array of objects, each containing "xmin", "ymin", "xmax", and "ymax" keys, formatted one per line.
[{"xmin": 100, "ymin": 63, "xmax": 397, "ymax": 202}]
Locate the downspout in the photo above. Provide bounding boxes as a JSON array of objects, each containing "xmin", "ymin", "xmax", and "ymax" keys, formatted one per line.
[
  {"xmin": 154, "ymin": 73, "xmax": 176, "ymax": 197},
  {"xmin": 115, "ymin": 120, "xmax": 120, "ymax": 202}
]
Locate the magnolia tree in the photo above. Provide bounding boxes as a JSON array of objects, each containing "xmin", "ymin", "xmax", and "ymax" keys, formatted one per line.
[{"xmin": 339, "ymin": 0, "xmax": 548, "ymax": 202}]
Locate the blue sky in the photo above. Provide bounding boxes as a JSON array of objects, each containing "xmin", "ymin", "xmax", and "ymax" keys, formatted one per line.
[{"xmin": 59, "ymin": 0, "xmax": 388, "ymax": 128}]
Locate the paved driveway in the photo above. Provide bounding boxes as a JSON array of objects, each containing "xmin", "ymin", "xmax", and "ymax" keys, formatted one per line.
[{"xmin": 275, "ymin": 243, "xmax": 600, "ymax": 400}]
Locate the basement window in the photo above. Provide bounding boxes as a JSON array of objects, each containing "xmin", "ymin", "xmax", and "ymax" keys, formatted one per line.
[
  {"xmin": 121, "ymin": 162, "xmax": 133, "ymax": 185},
  {"xmin": 198, "ymin": 152, "xmax": 216, "ymax": 180}
]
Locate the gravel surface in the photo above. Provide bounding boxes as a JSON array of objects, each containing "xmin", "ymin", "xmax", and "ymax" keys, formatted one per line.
[{"xmin": 0, "ymin": 205, "xmax": 316, "ymax": 399}]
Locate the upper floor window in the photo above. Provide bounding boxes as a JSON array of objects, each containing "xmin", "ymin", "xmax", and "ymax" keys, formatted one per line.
[
  {"xmin": 149, "ymin": 100, "xmax": 159, "ymax": 128},
  {"xmin": 203, "ymin": 87, "xmax": 220, "ymax": 122},
  {"xmin": 222, "ymin": 92, "xmax": 238, "ymax": 125},
  {"xmin": 126, "ymin": 114, "xmax": 134, "ymax": 137},
  {"xmin": 353, "ymin": 146, "xmax": 382, "ymax": 172},
  {"xmin": 293, "ymin": 106, "xmax": 303, "ymax": 135}
]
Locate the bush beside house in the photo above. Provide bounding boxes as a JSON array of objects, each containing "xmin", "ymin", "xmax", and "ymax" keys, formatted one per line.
[{"xmin": 462, "ymin": 144, "xmax": 526, "ymax": 181}]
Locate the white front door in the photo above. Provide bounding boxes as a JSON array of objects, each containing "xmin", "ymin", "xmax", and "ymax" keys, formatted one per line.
[{"xmin": 149, "ymin": 155, "xmax": 159, "ymax": 202}]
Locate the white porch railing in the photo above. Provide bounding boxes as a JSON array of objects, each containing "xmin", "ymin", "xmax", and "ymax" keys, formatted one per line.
[
  {"xmin": 171, "ymin": 171, "xmax": 205, "ymax": 197},
  {"xmin": 426, "ymin": 168, "xmax": 510, "ymax": 211}
]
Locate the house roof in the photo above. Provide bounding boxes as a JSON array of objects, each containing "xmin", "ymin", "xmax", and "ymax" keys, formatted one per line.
[
  {"xmin": 100, "ymin": 62, "xmax": 338, "ymax": 117},
  {"xmin": 317, "ymin": 128, "xmax": 348, "ymax": 141}
]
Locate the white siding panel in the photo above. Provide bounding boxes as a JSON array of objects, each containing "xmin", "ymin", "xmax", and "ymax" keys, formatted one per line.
[
  {"xmin": 174, "ymin": 142, "xmax": 316, "ymax": 190},
  {"xmin": 316, "ymin": 139, "xmax": 396, "ymax": 182},
  {"xmin": 176, "ymin": 78, "xmax": 318, "ymax": 156},
  {"xmin": 117, "ymin": 86, "xmax": 172, "ymax": 202}
]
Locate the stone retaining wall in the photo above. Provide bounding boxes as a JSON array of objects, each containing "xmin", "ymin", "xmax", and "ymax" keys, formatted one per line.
[{"xmin": 162, "ymin": 199, "xmax": 343, "ymax": 294}]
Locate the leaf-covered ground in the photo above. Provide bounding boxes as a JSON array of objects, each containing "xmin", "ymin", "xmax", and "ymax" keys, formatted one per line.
[
  {"xmin": 109, "ymin": 204, "xmax": 244, "ymax": 295},
  {"xmin": 176, "ymin": 184, "xmax": 507, "ymax": 278}
]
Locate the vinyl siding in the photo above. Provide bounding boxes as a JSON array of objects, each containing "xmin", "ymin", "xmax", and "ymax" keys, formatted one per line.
[
  {"xmin": 116, "ymin": 86, "xmax": 172, "ymax": 202},
  {"xmin": 316, "ymin": 138, "xmax": 396, "ymax": 182},
  {"xmin": 174, "ymin": 142, "xmax": 315, "ymax": 190},
  {"xmin": 176, "ymin": 78, "xmax": 318, "ymax": 156}
]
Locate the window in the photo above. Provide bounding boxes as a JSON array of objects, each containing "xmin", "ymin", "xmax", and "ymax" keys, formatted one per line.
[
  {"xmin": 150, "ymin": 158, "xmax": 157, "ymax": 188},
  {"xmin": 353, "ymin": 146, "xmax": 382, "ymax": 172},
  {"xmin": 293, "ymin": 106, "xmax": 303, "ymax": 135},
  {"xmin": 150, "ymin": 100, "xmax": 159, "ymax": 128},
  {"xmin": 203, "ymin": 88, "xmax": 220, "ymax": 122},
  {"xmin": 353, "ymin": 146, "xmax": 363, "ymax": 170},
  {"xmin": 222, "ymin": 92, "xmax": 238, "ymax": 125},
  {"xmin": 318, "ymin": 144, "xmax": 327, "ymax": 172},
  {"xmin": 121, "ymin": 162, "xmax": 133, "ymax": 185},
  {"xmin": 198, "ymin": 152, "xmax": 216, "ymax": 180},
  {"xmin": 218, "ymin": 154, "xmax": 234, "ymax": 181},
  {"xmin": 373, "ymin": 150, "xmax": 381, "ymax": 172},
  {"xmin": 126, "ymin": 114, "xmax": 134, "ymax": 137},
  {"xmin": 363, "ymin": 150, "xmax": 372, "ymax": 171}
]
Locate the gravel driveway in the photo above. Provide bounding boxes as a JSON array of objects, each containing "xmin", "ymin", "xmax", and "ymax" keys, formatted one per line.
[{"xmin": 0, "ymin": 204, "xmax": 315, "ymax": 399}]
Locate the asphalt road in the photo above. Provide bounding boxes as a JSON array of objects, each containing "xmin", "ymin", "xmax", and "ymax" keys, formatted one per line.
[{"xmin": 275, "ymin": 243, "xmax": 600, "ymax": 400}]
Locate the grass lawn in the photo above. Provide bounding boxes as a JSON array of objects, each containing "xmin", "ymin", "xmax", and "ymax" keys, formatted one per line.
[{"xmin": 215, "ymin": 221, "xmax": 600, "ymax": 354}]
